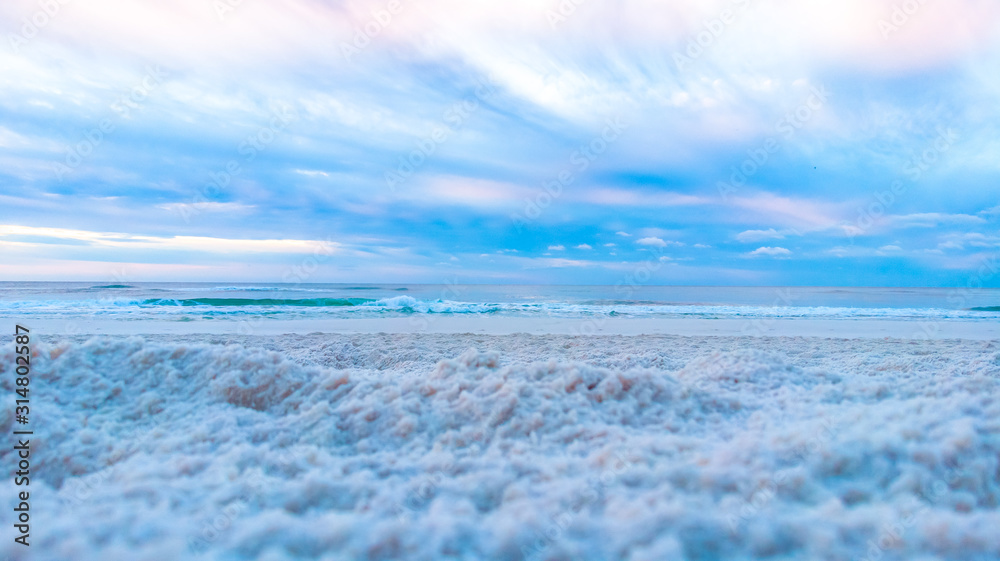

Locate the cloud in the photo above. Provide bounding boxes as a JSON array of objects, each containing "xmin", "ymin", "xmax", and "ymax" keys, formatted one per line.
[
  {"xmin": 575, "ymin": 244, "xmax": 592, "ymax": 250},
  {"xmin": 293, "ymin": 169, "xmax": 331, "ymax": 177},
  {"xmin": 548, "ymin": 245, "xmax": 565, "ymax": 251},
  {"xmin": 962, "ymin": 233, "xmax": 1000, "ymax": 248},
  {"xmin": 0, "ymin": 225, "xmax": 338, "ymax": 255},
  {"xmin": 879, "ymin": 245, "xmax": 902, "ymax": 251},
  {"xmin": 693, "ymin": 244, "xmax": 712, "ymax": 249},
  {"xmin": 616, "ymin": 232, "xmax": 631, "ymax": 237},
  {"xmin": 603, "ymin": 243, "xmax": 616, "ymax": 247},
  {"xmin": 746, "ymin": 246, "xmax": 792, "ymax": 258},
  {"xmin": 935, "ymin": 233, "xmax": 1000, "ymax": 251},
  {"xmin": 636, "ymin": 237, "xmax": 683, "ymax": 248},
  {"xmin": 728, "ymin": 193, "xmax": 847, "ymax": 231},
  {"xmin": 579, "ymin": 188, "xmax": 708, "ymax": 207},
  {"xmin": 418, "ymin": 177, "xmax": 531, "ymax": 208},
  {"xmin": 636, "ymin": 237, "xmax": 667, "ymax": 248},
  {"xmin": 736, "ymin": 228, "xmax": 785, "ymax": 243},
  {"xmin": 157, "ymin": 202, "xmax": 255, "ymax": 213},
  {"xmin": 890, "ymin": 213, "xmax": 987, "ymax": 228},
  {"xmin": 520, "ymin": 257, "xmax": 598, "ymax": 269}
]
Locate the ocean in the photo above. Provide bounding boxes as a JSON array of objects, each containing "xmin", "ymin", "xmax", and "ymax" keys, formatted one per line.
[{"xmin": 1, "ymin": 282, "xmax": 998, "ymax": 323}]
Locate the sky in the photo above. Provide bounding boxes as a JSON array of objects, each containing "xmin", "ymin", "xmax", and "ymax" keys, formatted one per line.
[{"xmin": 1, "ymin": 0, "xmax": 999, "ymax": 286}]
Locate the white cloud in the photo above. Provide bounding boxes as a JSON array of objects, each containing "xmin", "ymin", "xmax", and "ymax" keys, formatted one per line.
[
  {"xmin": 693, "ymin": 244, "xmax": 712, "ymax": 249},
  {"xmin": 575, "ymin": 244, "xmax": 592, "ymax": 250},
  {"xmin": 603, "ymin": 243, "xmax": 616, "ymax": 247},
  {"xmin": 963, "ymin": 233, "xmax": 1000, "ymax": 247},
  {"xmin": 736, "ymin": 228, "xmax": 785, "ymax": 243},
  {"xmin": 0, "ymin": 225, "xmax": 338, "ymax": 255},
  {"xmin": 636, "ymin": 237, "xmax": 684, "ymax": 248},
  {"xmin": 293, "ymin": 169, "xmax": 331, "ymax": 177},
  {"xmin": 636, "ymin": 237, "xmax": 667, "ymax": 247},
  {"xmin": 615, "ymin": 231, "xmax": 631, "ymax": 237},
  {"xmin": 548, "ymin": 245, "xmax": 565, "ymax": 251},
  {"xmin": 157, "ymin": 202, "xmax": 255, "ymax": 213},
  {"xmin": 879, "ymin": 245, "xmax": 902, "ymax": 251},
  {"xmin": 579, "ymin": 189, "xmax": 708, "ymax": 207},
  {"xmin": 747, "ymin": 246, "xmax": 792, "ymax": 258},
  {"xmin": 936, "ymin": 233, "xmax": 1000, "ymax": 250}
]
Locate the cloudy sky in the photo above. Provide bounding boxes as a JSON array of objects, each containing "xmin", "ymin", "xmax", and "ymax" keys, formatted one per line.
[{"xmin": 1, "ymin": 0, "xmax": 999, "ymax": 285}]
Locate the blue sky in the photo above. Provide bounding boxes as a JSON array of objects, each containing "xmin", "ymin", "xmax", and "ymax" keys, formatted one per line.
[{"xmin": 1, "ymin": 0, "xmax": 999, "ymax": 285}]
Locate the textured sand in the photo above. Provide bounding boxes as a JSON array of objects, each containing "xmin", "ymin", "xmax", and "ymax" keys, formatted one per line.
[{"xmin": 2, "ymin": 333, "xmax": 999, "ymax": 561}]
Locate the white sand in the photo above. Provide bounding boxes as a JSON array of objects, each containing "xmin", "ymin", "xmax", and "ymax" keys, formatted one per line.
[{"xmin": 2, "ymin": 331, "xmax": 999, "ymax": 560}]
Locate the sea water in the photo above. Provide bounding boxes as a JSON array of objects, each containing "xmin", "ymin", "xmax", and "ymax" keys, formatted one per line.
[{"xmin": 1, "ymin": 282, "xmax": 998, "ymax": 323}]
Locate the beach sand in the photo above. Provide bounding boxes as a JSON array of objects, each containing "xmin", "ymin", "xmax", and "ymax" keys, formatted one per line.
[{"xmin": 2, "ymin": 326, "xmax": 999, "ymax": 560}]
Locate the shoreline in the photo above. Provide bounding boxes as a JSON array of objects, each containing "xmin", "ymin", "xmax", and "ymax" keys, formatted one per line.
[{"xmin": 8, "ymin": 316, "xmax": 1000, "ymax": 340}]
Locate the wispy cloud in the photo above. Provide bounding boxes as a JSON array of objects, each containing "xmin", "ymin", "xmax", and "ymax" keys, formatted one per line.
[
  {"xmin": 636, "ymin": 237, "xmax": 683, "ymax": 248},
  {"xmin": 746, "ymin": 246, "xmax": 792, "ymax": 258},
  {"xmin": 735, "ymin": 228, "xmax": 786, "ymax": 243},
  {"xmin": 0, "ymin": 225, "xmax": 337, "ymax": 255}
]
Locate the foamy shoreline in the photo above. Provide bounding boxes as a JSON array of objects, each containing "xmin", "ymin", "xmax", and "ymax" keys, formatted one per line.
[{"xmin": 11, "ymin": 316, "xmax": 1000, "ymax": 339}]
